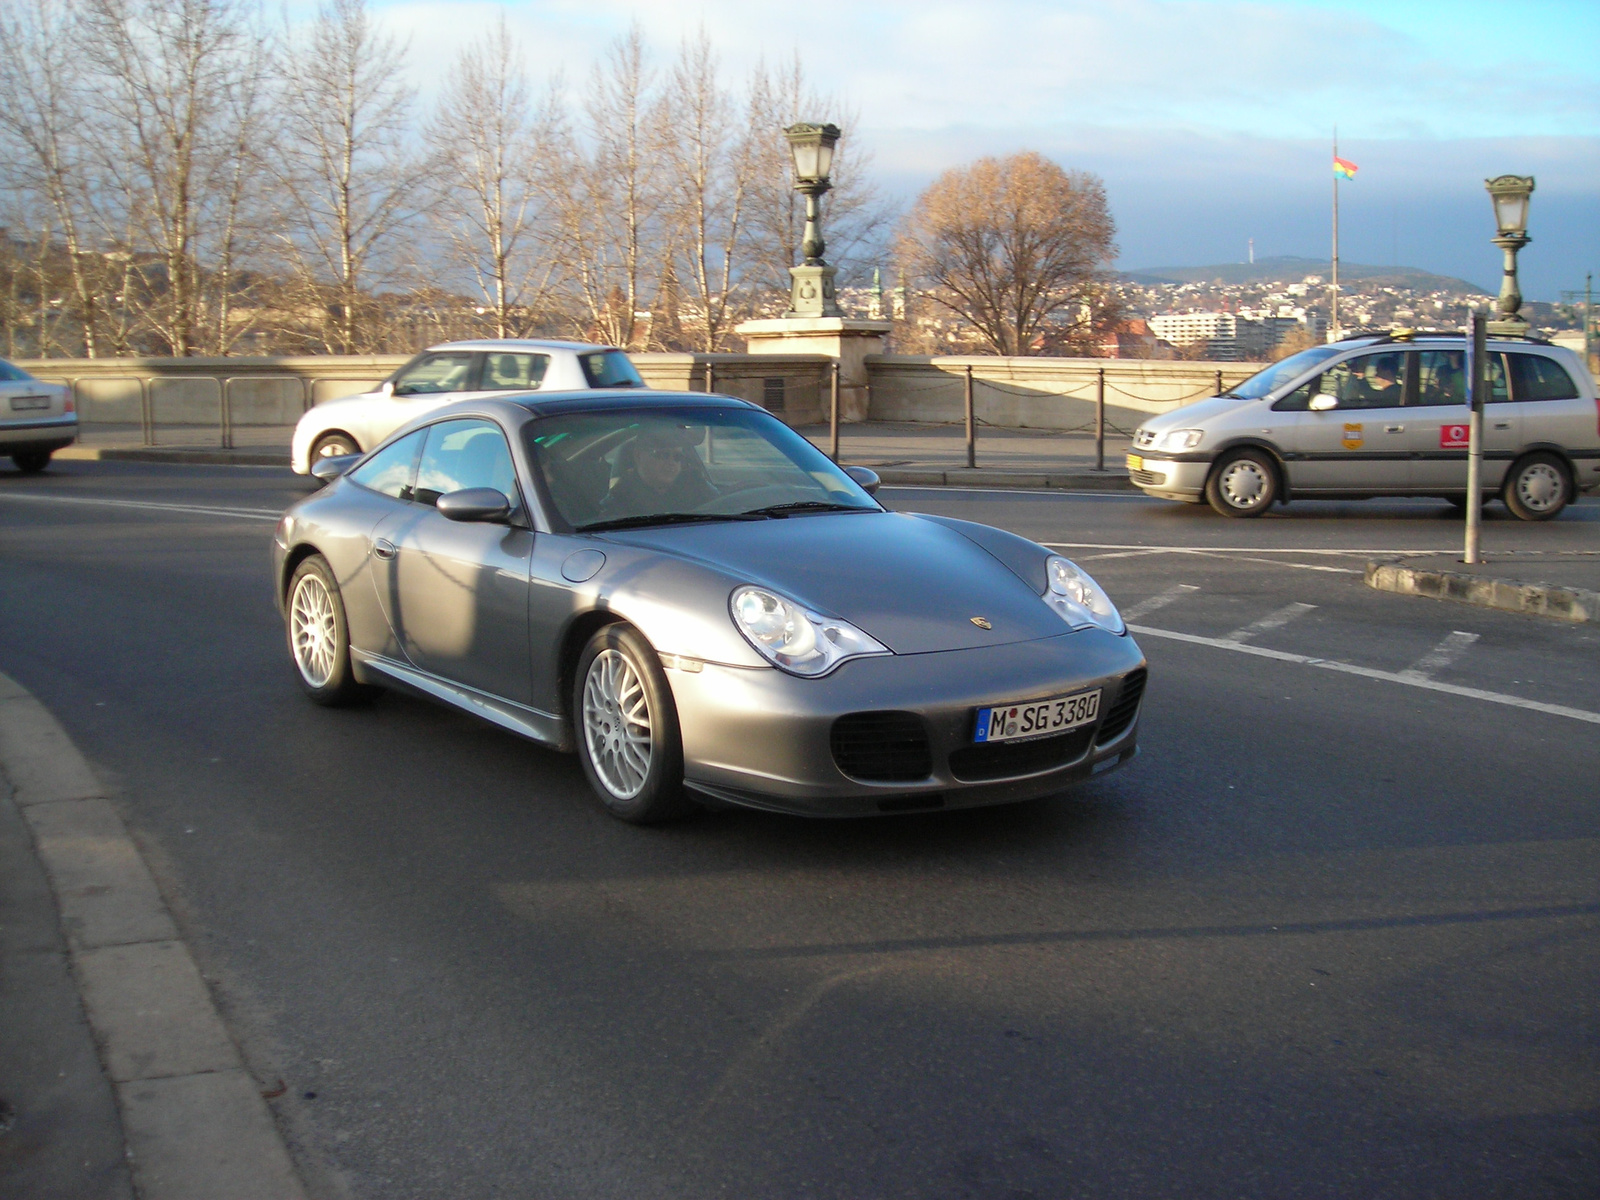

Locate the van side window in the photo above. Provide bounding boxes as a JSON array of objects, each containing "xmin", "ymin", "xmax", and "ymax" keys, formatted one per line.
[{"xmin": 1509, "ymin": 353, "xmax": 1580, "ymax": 402}]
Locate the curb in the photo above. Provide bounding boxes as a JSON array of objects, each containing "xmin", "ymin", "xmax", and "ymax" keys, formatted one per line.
[
  {"xmin": 55, "ymin": 446, "xmax": 288, "ymax": 467},
  {"xmin": 873, "ymin": 467, "xmax": 1134, "ymax": 491},
  {"xmin": 0, "ymin": 670, "xmax": 306, "ymax": 1200},
  {"xmin": 1365, "ymin": 559, "xmax": 1600, "ymax": 623}
]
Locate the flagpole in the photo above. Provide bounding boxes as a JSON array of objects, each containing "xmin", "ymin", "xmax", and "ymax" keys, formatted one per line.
[{"xmin": 1331, "ymin": 128, "xmax": 1340, "ymax": 341}]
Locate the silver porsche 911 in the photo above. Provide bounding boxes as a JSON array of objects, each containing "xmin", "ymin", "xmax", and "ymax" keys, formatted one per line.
[{"xmin": 271, "ymin": 391, "xmax": 1147, "ymax": 822}]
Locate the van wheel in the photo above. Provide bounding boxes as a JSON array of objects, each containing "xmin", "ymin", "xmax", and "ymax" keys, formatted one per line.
[
  {"xmin": 1205, "ymin": 450, "xmax": 1277, "ymax": 517},
  {"xmin": 1502, "ymin": 453, "xmax": 1570, "ymax": 521}
]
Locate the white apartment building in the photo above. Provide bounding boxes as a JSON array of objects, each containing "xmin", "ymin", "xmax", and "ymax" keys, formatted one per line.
[{"xmin": 1150, "ymin": 310, "xmax": 1326, "ymax": 360}]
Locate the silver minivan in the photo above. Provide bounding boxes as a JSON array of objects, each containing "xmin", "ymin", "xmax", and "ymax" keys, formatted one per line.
[{"xmin": 1128, "ymin": 332, "xmax": 1599, "ymax": 519}]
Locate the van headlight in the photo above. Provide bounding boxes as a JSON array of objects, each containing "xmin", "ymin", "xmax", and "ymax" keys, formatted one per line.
[
  {"xmin": 730, "ymin": 586, "xmax": 890, "ymax": 676},
  {"xmin": 1043, "ymin": 556, "xmax": 1125, "ymax": 635},
  {"xmin": 1157, "ymin": 428, "xmax": 1203, "ymax": 452}
]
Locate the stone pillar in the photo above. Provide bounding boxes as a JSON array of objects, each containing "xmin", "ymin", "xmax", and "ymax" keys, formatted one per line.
[{"xmin": 734, "ymin": 317, "xmax": 892, "ymax": 423}]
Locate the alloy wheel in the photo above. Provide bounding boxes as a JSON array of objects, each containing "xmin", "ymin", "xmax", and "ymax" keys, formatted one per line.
[
  {"xmin": 582, "ymin": 649, "xmax": 653, "ymax": 799},
  {"xmin": 290, "ymin": 573, "xmax": 338, "ymax": 688}
]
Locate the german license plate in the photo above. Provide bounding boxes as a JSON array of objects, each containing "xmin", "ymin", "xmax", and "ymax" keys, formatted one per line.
[
  {"xmin": 1126, "ymin": 453, "xmax": 1143, "ymax": 471},
  {"xmin": 975, "ymin": 689, "xmax": 1101, "ymax": 743},
  {"xmin": 10, "ymin": 396, "xmax": 49, "ymax": 411}
]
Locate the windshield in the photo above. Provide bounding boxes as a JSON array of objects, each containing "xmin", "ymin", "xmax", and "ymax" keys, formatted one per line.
[
  {"xmin": 0, "ymin": 359, "xmax": 37, "ymax": 383},
  {"xmin": 1223, "ymin": 344, "xmax": 1347, "ymax": 400},
  {"xmin": 579, "ymin": 350, "xmax": 645, "ymax": 389},
  {"xmin": 526, "ymin": 406, "xmax": 880, "ymax": 531}
]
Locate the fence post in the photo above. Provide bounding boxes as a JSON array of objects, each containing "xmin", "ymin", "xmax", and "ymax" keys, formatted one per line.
[
  {"xmin": 139, "ymin": 378, "xmax": 153, "ymax": 446},
  {"xmin": 964, "ymin": 363, "xmax": 975, "ymax": 468},
  {"xmin": 829, "ymin": 361, "xmax": 840, "ymax": 462},
  {"xmin": 1214, "ymin": 369, "xmax": 1223, "ymax": 396},
  {"xmin": 220, "ymin": 378, "xmax": 232, "ymax": 449},
  {"xmin": 706, "ymin": 359, "xmax": 715, "ymax": 394},
  {"xmin": 1095, "ymin": 368, "xmax": 1105, "ymax": 472}
]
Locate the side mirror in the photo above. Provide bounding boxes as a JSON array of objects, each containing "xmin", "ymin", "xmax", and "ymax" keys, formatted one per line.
[
  {"xmin": 436, "ymin": 487, "xmax": 511, "ymax": 523},
  {"xmin": 842, "ymin": 464, "xmax": 881, "ymax": 496},
  {"xmin": 1309, "ymin": 394, "xmax": 1338, "ymax": 412},
  {"xmin": 380, "ymin": 380, "xmax": 396, "ymax": 398},
  {"xmin": 310, "ymin": 453, "xmax": 361, "ymax": 482}
]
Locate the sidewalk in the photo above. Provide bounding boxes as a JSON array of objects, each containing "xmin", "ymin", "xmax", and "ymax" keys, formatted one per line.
[
  {"xmin": 1366, "ymin": 552, "xmax": 1600, "ymax": 623},
  {"xmin": 57, "ymin": 419, "xmax": 1139, "ymax": 489}
]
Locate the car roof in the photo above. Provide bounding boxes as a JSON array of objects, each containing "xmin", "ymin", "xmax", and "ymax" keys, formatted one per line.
[
  {"xmin": 1327, "ymin": 330, "xmax": 1563, "ymax": 351},
  {"xmin": 425, "ymin": 339, "xmax": 621, "ymax": 354},
  {"xmin": 513, "ymin": 390, "xmax": 763, "ymax": 417}
]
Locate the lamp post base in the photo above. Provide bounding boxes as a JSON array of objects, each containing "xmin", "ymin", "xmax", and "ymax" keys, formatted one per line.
[{"xmin": 786, "ymin": 264, "xmax": 841, "ymax": 318}]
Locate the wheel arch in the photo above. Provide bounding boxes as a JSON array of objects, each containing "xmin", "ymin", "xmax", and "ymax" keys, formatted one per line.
[
  {"xmin": 557, "ymin": 609, "xmax": 629, "ymax": 725},
  {"xmin": 1204, "ymin": 438, "xmax": 1292, "ymax": 500},
  {"xmin": 280, "ymin": 542, "xmax": 327, "ymax": 607}
]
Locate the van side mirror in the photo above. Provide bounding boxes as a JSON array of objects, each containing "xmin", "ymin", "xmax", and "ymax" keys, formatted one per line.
[
  {"xmin": 380, "ymin": 380, "xmax": 396, "ymax": 398},
  {"xmin": 1309, "ymin": 394, "xmax": 1338, "ymax": 412}
]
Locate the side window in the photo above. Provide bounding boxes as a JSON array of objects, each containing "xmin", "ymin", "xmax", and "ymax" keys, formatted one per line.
[
  {"xmin": 480, "ymin": 353, "xmax": 549, "ymax": 391},
  {"xmin": 1416, "ymin": 351, "xmax": 1466, "ymax": 406},
  {"xmin": 415, "ymin": 419, "xmax": 519, "ymax": 506},
  {"xmin": 392, "ymin": 353, "xmax": 477, "ymax": 396},
  {"xmin": 1509, "ymin": 353, "xmax": 1580, "ymax": 402},
  {"xmin": 1298, "ymin": 351, "xmax": 1407, "ymax": 411},
  {"xmin": 1485, "ymin": 353, "xmax": 1511, "ymax": 404},
  {"xmin": 347, "ymin": 429, "xmax": 425, "ymax": 500}
]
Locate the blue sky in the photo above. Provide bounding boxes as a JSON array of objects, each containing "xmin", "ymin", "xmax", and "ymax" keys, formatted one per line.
[{"xmin": 372, "ymin": 0, "xmax": 1600, "ymax": 299}]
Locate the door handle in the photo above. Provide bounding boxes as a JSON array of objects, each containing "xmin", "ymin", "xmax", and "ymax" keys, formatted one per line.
[
  {"xmin": 373, "ymin": 538, "xmax": 397, "ymax": 560},
  {"xmin": 1384, "ymin": 424, "xmax": 1405, "ymax": 433},
  {"xmin": 1492, "ymin": 421, "xmax": 1512, "ymax": 430}
]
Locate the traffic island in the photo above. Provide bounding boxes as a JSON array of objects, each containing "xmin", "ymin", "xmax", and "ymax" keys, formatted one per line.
[{"xmin": 1365, "ymin": 552, "xmax": 1600, "ymax": 623}]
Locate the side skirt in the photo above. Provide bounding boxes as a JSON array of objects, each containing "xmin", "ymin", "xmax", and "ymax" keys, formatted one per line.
[{"xmin": 351, "ymin": 649, "xmax": 572, "ymax": 752}]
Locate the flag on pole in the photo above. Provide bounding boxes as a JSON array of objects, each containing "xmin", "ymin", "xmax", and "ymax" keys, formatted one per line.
[{"xmin": 1333, "ymin": 156, "xmax": 1359, "ymax": 179}]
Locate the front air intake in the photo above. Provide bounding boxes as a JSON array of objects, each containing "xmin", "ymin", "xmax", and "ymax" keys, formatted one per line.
[
  {"xmin": 830, "ymin": 711, "xmax": 932, "ymax": 782},
  {"xmin": 1096, "ymin": 668, "xmax": 1147, "ymax": 745}
]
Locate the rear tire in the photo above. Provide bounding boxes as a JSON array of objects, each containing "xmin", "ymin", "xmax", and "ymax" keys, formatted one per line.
[
  {"xmin": 573, "ymin": 624, "xmax": 691, "ymax": 824},
  {"xmin": 286, "ymin": 555, "xmax": 372, "ymax": 705},
  {"xmin": 10, "ymin": 449, "xmax": 51, "ymax": 474},
  {"xmin": 1502, "ymin": 453, "xmax": 1570, "ymax": 521},
  {"xmin": 1205, "ymin": 450, "xmax": 1278, "ymax": 518}
]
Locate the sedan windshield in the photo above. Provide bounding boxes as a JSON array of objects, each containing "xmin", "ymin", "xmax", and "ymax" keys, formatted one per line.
[
  {"xmin": 1223, "ymin": 344, "xmax": 1347, "ymax": 400},
  {"xmin": 526, "ymin": 407, "xmax": 880, "ymax": 531}
]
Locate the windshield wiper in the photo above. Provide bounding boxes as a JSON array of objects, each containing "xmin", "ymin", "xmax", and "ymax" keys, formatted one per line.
[
  {"xmin": 575, "ymin": 512, "xmax": 765, "ymax": 533},
  {"xmin": 739, "ymin": 501, "xmax": 875, "ymax": 518}
]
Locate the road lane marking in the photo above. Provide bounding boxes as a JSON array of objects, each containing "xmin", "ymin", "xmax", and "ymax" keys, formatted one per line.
[
  {"xmin": 0, "ymin": 492, "xmax": 280, "ymax": 522},
  {"xmin": 1120, "ymin": 584, "xmax": 1201, "ymax": 622},
  {"xmin": 1045, "ymin": 542, "xmax": 1436, "ymax": 555},
  {"xmin": 1222, "ymin": 602, "xmax": 1317, "ymax": 644},
  {"xmin": 1128, "ymin": 623, "xmax": 1600, "ymax": 726},
  {"xmin": 1401, "ymin": 631, "xmax": 1480, "ymax": 682},
  {"xmin": 1178, "ymin": 549, "xmax": 1360, "ymax": 574}
]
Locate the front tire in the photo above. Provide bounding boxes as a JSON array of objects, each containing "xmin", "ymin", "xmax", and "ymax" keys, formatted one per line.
[
  {"xmin": 10, "ymin": 448, "xmax": 51, "ymax": 474},
  {"xmin": 310, "ymin": 432, "xmax": 360, "ymax": 463},
  {"xmin": 1502, "ymin": 453, "xmax": 1570, "ymax": 521},
  {"xmin": 1205, "ymin": 450, "xmax": 1278, "ymax": 517},
  {"xmin": 573, "ymin": 624, "xmax": 691, "ymax": 824},
  {"xmin": 286, "ymin": 555, "xmax": 371, "ymax": 705}
]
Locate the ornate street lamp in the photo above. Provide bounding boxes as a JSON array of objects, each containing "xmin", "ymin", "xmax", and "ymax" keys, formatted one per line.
[
  {"xmin": 784, "ymin": 121, "xmax": 842, "ymax": 318},
  {"xmin": 1484, "ymin": 174, "xmax": 1534, "ymax": 335}
]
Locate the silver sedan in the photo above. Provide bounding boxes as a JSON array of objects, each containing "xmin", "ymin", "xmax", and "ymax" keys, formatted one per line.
[{"xmin": 271, "ymin": 392, "xmax": 1147, "ymax": 822}]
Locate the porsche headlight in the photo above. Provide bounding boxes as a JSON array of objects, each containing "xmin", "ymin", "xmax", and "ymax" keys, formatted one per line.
[
  {"xmin": 1157, "ymin": 428, "xmax": 1204, "ymax": 452},
  {"xmin": 1043, "ymin": 555, "xmax": 1125, "ymax": 635},
  {"xmin": 730, "ymin": 586, "xmax": 889, "ymax": 677}
]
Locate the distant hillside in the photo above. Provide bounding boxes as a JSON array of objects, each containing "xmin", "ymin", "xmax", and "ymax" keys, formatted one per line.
[{"xmin": 1120, "ymin": 255, "xmax": 1489, "ymax": 295}]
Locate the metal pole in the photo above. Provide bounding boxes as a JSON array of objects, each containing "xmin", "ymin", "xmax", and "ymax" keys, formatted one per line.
[
  {"xmin": 1095, "ymin": 368, "xmax": 1105, "ymax": 471},
  {"xmin": 140, "ymin": 379, "xmax": 152, "ymax": 447},
  {"xmin": 1215, "ymin": 369, "xmax": 1223, "ymax": 397},
  {"xmin": 1464, "ymin": 312, "xmax": 1486, "ymax": 564},
  {"xmin": 220, "ymin": 378, "xmax": 232, "ymax": 449},
  {"xmin": 706, "ymin": 359, "xmax": 715, "ymax": 394},
  {"xmin": 964, "ymin": 363, "xmax": 975, "ymax": 468},
  {"xmin": 1331, "ymin": 129, "xmax": 1340, "ymax": 341},
  {"xmin": 828, "ymin": 361, "xmax": 840, "ymax": 462},
  {"xmin": 1585, "ymin": 272, "xmax": 1593, "ymax": 375}
]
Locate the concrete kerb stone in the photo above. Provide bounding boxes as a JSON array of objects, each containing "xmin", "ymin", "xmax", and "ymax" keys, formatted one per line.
[
  {"xmin": 1365, "ymin": 558, "xmax": 1600, "ymax": 623},
  {"xmin": 0, "ymin": 669, "xmax": 305, "ymax": 1200}
]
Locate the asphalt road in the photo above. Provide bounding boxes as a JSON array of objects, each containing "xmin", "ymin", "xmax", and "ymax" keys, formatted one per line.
[{"xmin": 2, "ymin": 460, "xmax": 1597, "ymax": 1199}]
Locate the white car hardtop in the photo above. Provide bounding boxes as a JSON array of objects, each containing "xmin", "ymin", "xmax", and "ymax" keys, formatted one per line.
[{"xmin": 291, "ymin": 339, "xmax": 645, "ymax": 474}]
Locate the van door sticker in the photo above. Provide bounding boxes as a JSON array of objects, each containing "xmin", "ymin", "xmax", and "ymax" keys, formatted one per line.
[
  {"xmin": 1440, "ymin": 423, "xmax": 1470, "ymax": 448},
  {"xmin": 1342, "ymin": 423, "xmax": 1364, "ymax": 449}
]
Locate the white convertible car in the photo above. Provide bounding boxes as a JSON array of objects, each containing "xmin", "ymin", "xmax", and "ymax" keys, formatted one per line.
[{"xmin": 290, "ymin": 339, "xmax": 646, "ymax": 474}]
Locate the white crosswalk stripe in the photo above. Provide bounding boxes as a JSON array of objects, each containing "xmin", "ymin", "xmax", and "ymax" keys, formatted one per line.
[
  {"xmin": 1221, "ymin": 602, "xmax": 1317, "ymax": 644},
  {"xmin": 1119, "ymin": 584, "xmax": 1200, "ymax": 622},
  {"xmin": 1400, "ymin": 631, "xmax": 1480, "ymax": 681}
]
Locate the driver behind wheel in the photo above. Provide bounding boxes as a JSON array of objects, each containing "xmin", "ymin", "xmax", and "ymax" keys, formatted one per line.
[{"xmin": 599, "ymin": 423, "xmax": 716, "ymax": 518}]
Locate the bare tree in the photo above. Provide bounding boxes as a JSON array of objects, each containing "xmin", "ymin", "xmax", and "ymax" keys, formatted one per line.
[
  {"xmin": 275, "ymin": 0, "xmax": 428, "ymax": 354},
  {"xmin": 547, "ymin": 24, "xmax": 670, "ymax": 349},
  {"xmin": 895, "ymin": 152, "xmax": 1115, "ymax": 356},
  {"xmin": 0, "ymin": 0, "xmax": 106, "ymax": 355},
  {"xmin": 427, "ymin": 17, "xmax": 558, "ymax": 339}
]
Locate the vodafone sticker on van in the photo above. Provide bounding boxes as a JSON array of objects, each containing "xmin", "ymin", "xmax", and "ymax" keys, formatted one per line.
[{"xmin": 1440, "ymin": 424, "xmax": 1470, "ymax": 448}]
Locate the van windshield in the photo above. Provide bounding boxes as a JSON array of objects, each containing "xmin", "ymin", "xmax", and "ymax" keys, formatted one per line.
[{"xmin": 1223, "ymin": 344, "xmax": 1345, "ymax": 400}]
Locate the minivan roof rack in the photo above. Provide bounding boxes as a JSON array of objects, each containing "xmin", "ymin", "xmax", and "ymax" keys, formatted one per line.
[{"xmin": 1332, "ymin": 327, "xmax": 1554, "ymax": 347}]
